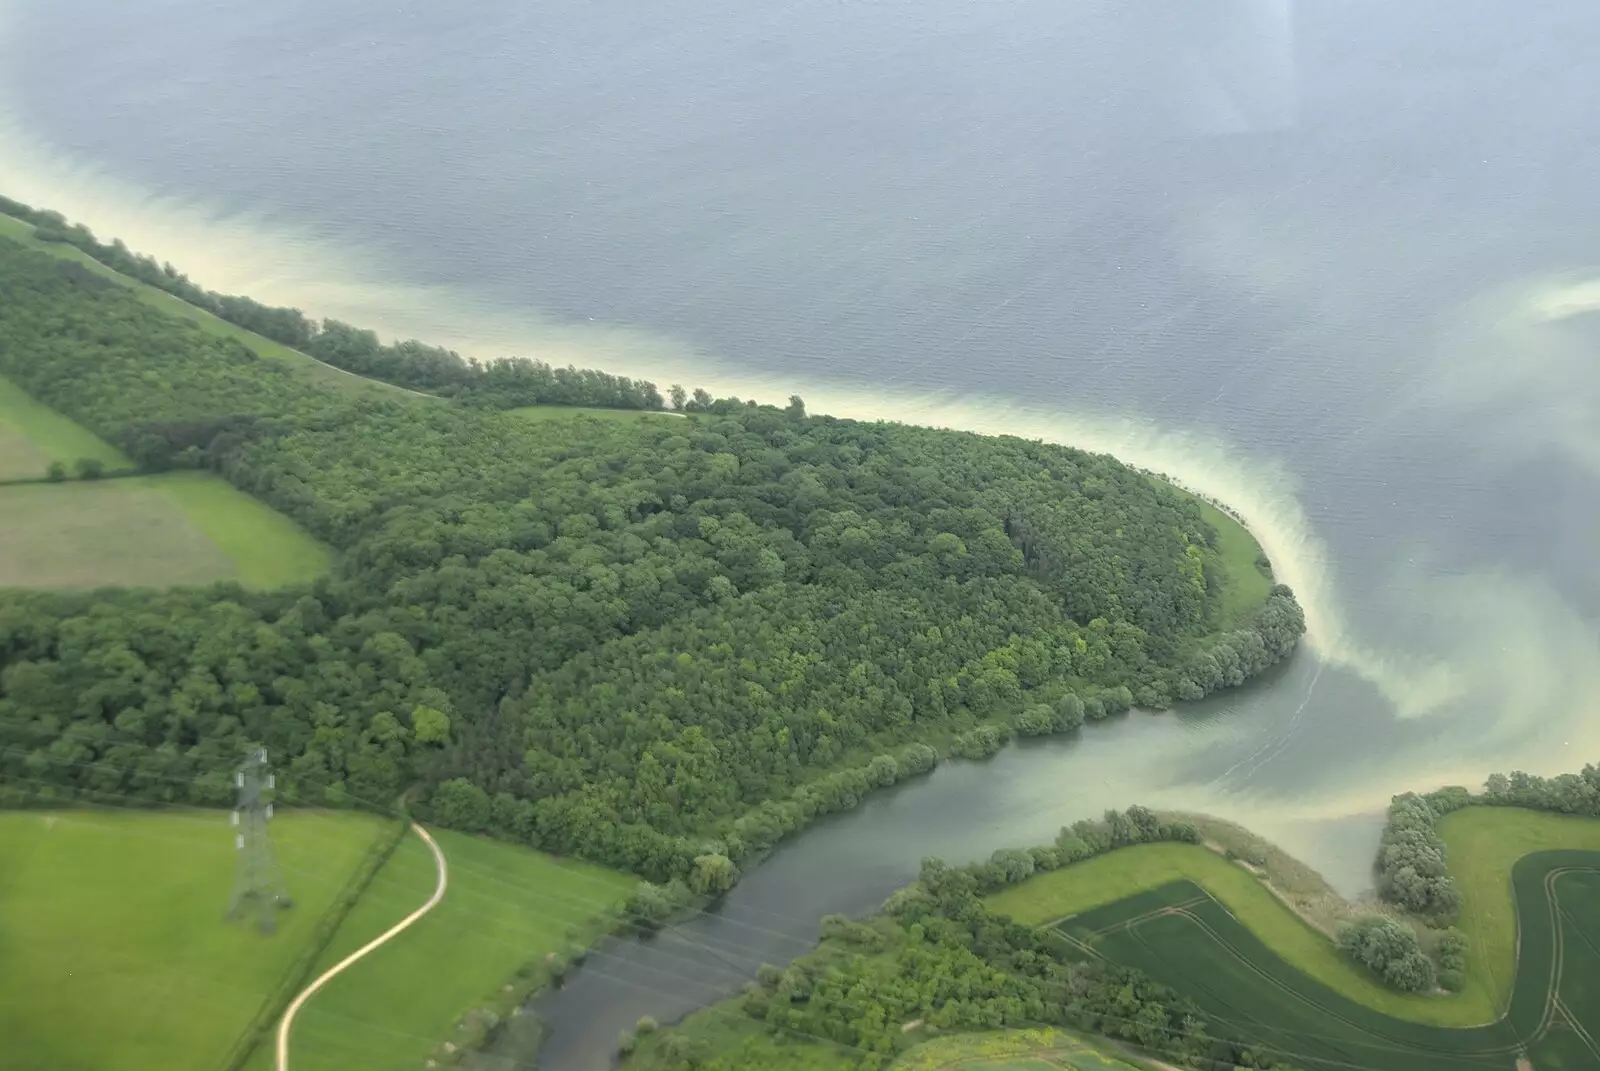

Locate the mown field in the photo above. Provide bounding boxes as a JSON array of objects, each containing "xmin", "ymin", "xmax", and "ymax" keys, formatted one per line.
[
  {"xmin": 1003, "ymin": 830, "xmax": 1600, "ymax": 1071},
  {"xmin": 0, "ymin": 377, "xmax": 330, "ymax": 590},
  {"xmin": 0, "ymin": 212, "xmax": 408, "ymax": 400},
  {"xmin": 0, "ymin": 809, "xmax": 387, "ymax": 1071},
  {"xmin": 0, "ymin": 473, "xmax": 330, "ymax": 590},
  {"xmin": 251, "ymin": 827, "xmax": 637, "ymax": 1071}
]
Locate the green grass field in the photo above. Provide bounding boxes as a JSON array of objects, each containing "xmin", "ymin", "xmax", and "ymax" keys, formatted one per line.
[
  {"xmin": 258, "ymin": 827, "xmax": 636, "ymax": 1071},
  {"xmin": 0, "ymin": 809, "xmax": 387, "ymax": 1071},
  {"xmin": 0, "ymin": 213, "xmax": 410, "ymax": 400},
  {"xmin": 0, "ymin": 472, "xmax": 329, "ymax": 590},
  {"xmin": 509, "ymin": 404, "xmax": 684, "ymax": 422},
  {"xmin": 1438, "ymin": 807, "xmax": 1600, "ymax": 1014},
  {"xmin": 0, "ymin": 374, "xmax": 131, "ymax": 480},
  {"xmin": 893, "ymin": 1029, "xmax": 1157, "ymax": 1070},
  {"xmin": 1196, "ymin": 499, "xmax": 1273, "ymax": 628}
]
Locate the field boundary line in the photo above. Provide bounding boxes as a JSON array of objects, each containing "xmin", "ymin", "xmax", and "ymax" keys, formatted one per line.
[{"xmin": 276, "ymin": 822, "xmax": 448, "ymax": 1071}]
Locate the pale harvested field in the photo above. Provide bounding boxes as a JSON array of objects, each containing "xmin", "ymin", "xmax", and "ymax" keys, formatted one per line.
[{"xmin": 0, "ymin": 479, "xmax": 234, "ymax": 588}]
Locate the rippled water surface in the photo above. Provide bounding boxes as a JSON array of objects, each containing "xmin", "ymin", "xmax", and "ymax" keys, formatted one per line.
[{"xmin": 3, "ymin": 1, "xmax": 1598, "ymax": 1065}]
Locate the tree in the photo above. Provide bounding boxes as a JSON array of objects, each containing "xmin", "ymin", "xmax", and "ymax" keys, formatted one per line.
[
  {"xmin": 785, "ymin": 395, "xmax": 806, "ymax": 419},
  {"xmin": 431, "ymin": 778, "xmax": 491, "ymax": 831},
  {"xmin": 45, "ymin": 460, "xmax": 66, "ymax": 482},
  {"xmin": 669, "ymin": 384, "xmax": 687, "ymax": 411},
  {"xmin": 74, "ymin": 457, "xmax": 105, "ymax": 480},
  {"xmin": 689, "ymin": 853, "xmax": 739, "ymax": 895},
  {"xmin": 412, "ymin": 705, "xmax": 451, "ymax": 744}
]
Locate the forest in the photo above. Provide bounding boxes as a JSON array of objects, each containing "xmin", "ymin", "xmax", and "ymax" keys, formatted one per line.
[{"xmin": 0, "ymin": 224, "xmax": 1303, "ymax": 887}]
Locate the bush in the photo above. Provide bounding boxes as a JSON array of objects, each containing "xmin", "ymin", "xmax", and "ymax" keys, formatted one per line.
[
  {"xmin": 1014, "ymin": 704, "xmax": 1057, "ymax": 737},
  {"xmin": 45, "ymin": 461, "xmax": 66, "ymax": 482},
  {"xmin": 951, "ymin": 724, "xmax": 1007, "ymax": 759},
  {"xmin": 688, "ymin": 853, "xmax": 739, "ymax": 896},
  {"xmin": 626, "ymin": 880, "xmax": 693, "ymax": 930},
  {"xmin": 1337, "ymin": 916, "xmax": 1436, "ymax": 992},
  {"xmin": 74, "ymin": 457, "xmax": 105, "ymax": 480}
]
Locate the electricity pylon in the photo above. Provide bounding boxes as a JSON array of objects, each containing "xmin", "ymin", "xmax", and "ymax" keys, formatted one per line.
[{"xmin": 227, "ymin": 748, "xmax": 293, "ymax": 933}]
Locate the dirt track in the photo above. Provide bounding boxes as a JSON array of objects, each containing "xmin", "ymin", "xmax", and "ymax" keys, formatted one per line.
[{"xmin": 275, "ymin": 822, "xmax": 448, "ymax": 1071}]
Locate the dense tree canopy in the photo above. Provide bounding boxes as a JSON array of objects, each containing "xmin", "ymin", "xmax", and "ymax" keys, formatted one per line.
[{"xmin": 0, "ymin": 233, "xmax": 1303, "ymax": 885}]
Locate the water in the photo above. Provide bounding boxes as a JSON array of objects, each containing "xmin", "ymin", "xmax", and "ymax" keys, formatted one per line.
[{"xmin": 2, "ymin": 1, "xmax": 1598, "ymax": 1066}]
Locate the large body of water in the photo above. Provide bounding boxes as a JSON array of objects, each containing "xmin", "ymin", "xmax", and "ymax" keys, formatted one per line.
[{"xmin": 3, "ymin": 1, "xmax": 1599, "ymax": 1067}]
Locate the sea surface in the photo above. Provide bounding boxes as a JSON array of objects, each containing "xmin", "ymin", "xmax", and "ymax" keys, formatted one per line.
[{"xmin": 3, "ymin": 1, "xmax": 1598, "ymax": 1067}]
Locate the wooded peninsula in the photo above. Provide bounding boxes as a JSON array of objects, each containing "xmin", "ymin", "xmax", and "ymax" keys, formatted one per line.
[{"xmin": 0, "ymin": 198, "xmax": 1303, "ymax": 895}]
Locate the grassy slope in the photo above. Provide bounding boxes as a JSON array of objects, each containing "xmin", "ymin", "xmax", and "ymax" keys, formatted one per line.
[
  {"xmin": 509, "ymin": 404, "xmax": 682, "ymax": 422},
  {"xmin": 1196, "ymin": 499, "xmax": 1273, "ymax": 628},
  {"xmin": 0, "ymin": 212, "xmax": 408, "ymax": 400},
  {"xmin": 985, "ymin": 842, "xmax": 1499, "ymax": 1027},
  {"xmin": 0, "ymin": 809, "xmax": 385, "ymax": 1071},
  {"xmin": 1438, "ymin": 807, "xmax": 1600, "ymax": 1015},
  {"xmin": 259, "ymin": 828, "xmax": 636, "ymax": 1071},
  {"xmin": 0, "ymin": 374, "xmax": 130, "ymax": 479}
]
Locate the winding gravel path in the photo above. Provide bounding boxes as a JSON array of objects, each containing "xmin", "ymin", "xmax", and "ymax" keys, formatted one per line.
[{"xmin": 276, "ymin": 822, "xmax": 448, "ymax": 1071}]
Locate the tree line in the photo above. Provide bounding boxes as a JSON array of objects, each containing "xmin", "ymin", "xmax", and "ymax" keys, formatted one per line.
[
  {"xmin": 0, "ymin": 194, "xmax": 663, "ymax": 410},
  {"xmin": 0, "ymin": 230, "xmax": 1303, "ymax": 892}
]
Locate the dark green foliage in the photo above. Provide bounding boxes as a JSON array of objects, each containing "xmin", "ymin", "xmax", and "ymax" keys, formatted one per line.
[
  {"xmin": 1375, "ymin": 793, "xmax": 1462, "ymax": 923},
  {"xmin": 73, "ymin": 457, "xmax": 105, "ymax": 480},
  {"xmin": 0, "ymin": 231, "xmax": 1302, "ymax": 889},
  {"xmin": 0, "ymin": 196, "xmax": 661, "ymax": 410},
  {"xmin": 1336, "ymin": 917, "xmax": 1436, "ymax": 992}
]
